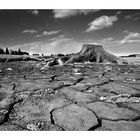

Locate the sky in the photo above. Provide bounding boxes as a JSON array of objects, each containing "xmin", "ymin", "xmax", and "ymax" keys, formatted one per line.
[{"xmin": 0, "ymin": 9, "xmax": 140, "ymax": 56}]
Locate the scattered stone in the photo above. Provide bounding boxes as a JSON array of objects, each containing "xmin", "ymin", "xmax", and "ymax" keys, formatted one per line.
[
  {"xmin": 27, "ymin": 124, "xmax": 38, "ymax": 131},
  {"xmin": 59, "ymin": 81, "xmax": 73, "ymax": 86},
  {"xmin": 45, "ymin": 88, "xmax": 54, "ymax": 95},
  {"xmin": 86, "ymin": 89, "xmax": 94, "ymax": 93},
  {"xmin": 132, "ymin": 79, "xmax": 136, "ymax": 82},
  {"xmin": 6, "ymin": 68, "xmax": 13, "ymax": 71},
  {"xmin": 84, "ymin": 61, "xmax": 91, "ymax": 64},
  {"xmin": 104, "ymin": 66, "xmax": 112, "ymax": 72},
  {"xmin": 124, "ymin": 72, "xmax": 128, "ymax": 74},
  {"xmin": 73, "ymin": 72, "xmax": 83, "ymax": 75},
  {"xmin": 73, "ymin": 68, "xmax": 80, "ymax": 73},
  {"xmin": 99, "ymin": 94, "xmax": 140, "ymax": 104}
]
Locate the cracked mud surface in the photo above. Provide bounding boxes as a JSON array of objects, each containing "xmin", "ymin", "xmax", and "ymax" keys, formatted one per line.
[{"xmin": 0, "ymin": 61, "xmax": 140, "ymax": 130}]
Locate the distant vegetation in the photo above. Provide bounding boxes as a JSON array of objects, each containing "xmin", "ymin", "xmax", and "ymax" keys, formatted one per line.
[{"xmin": 0, "ymin": 48, "xmax": 29, "ymax": 55}]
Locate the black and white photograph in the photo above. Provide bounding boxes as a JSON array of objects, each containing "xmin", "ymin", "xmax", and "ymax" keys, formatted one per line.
[{"xmin": 0, "ymin": 0, "xmax": 140, "ymax": 134}]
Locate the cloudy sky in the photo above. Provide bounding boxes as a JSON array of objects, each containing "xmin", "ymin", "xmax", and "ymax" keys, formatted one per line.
[{"xmin": 0, "ymin": 9, "xmax": 140, "ymax": 56}]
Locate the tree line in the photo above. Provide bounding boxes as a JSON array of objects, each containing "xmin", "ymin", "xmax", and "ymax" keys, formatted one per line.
[{"xmin": 0, "ymin": 48, "xmax": 29, "ymax": 55}]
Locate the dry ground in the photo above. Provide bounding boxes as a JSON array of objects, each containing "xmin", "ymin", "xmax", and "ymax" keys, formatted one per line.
[{"xmin": 0, "ymin": 61, "xmax": 140, "ymax": 130}]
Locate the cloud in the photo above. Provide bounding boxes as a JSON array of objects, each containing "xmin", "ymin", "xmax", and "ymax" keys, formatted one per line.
[
  {"xmin": 134, "ymin": 17, "xmax": 140, "ymax": 21},
  {"xmin": 86, "ymin": 15, "xmax": 118, "ymax": 32},
  {"xmin": 124, "ymin": 15, "xmax": 131, "ymax": 19},
  {"xmin": 31, "ymin": 10, "xmax": 39, "ymax": 16},
  {"xmin": 9, "ymin": 36, "xmax": 82, "ymax": 55},
  {"xmin": 121, "ymin": 32, "xmax": 140, "ymax": 44},
  {"xmin": 22, "ymin": 29, "xmax": 37, "ymax": 34},
  {"xmin": 124, "ymin": 13, "xmax": 140, "ymax": 21},
  {"xmin": 116, "ymin": 11, "xmax": 122, "ymax": 15},
  {"xmin": 97, "ymin": 37, "xmax": 121, "ymax": 47},
  {"xmin": 36, "ymin": 30, "xmax": 60, "ymax": 38},
  {"xmin": 53, "ymin": 9, "xmax": 99, "ymax": 18}
]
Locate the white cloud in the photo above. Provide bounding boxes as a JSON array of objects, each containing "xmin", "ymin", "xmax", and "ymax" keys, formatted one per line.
[
  {"xmin": 121, "ymin": 32, "xmax": 140, "ymax": 44},
  {"xmin": 53, "ymin": 9, "xmax": 99, "ymax": 18},
  {"xmin": 86, "ymin": 15, "xmax": 118, "ymax": 32},
  {"xmin": 134, "ymin": 17, "xmax": 140, "ymax": 21},
  {"xmin": 124, "ymin": 15, "xmax": 131, "ymax": 19},
  {"xmin": 32, "ymin": 10, "xmax": 39, "ymax": 16},
  {"xmin": 36, "ymin": 30, "xmax": 60, "ymax": 38},
  {"xmin": 9, "ymin": 36, "xmax": 82, "ymax": 55},
  {"xmin": 116, "ymin": 11, "xmax": 122, "ymax": 15},
  {"xmin": 22, "ymin": 29, "xmax": 37, "ymax": 34},
  {"xmin": 97, "ymin": 37, "xmax": 121, "ymax": 47}
]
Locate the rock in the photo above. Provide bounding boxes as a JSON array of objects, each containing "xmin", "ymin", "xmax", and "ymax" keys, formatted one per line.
[
  {"xmin": 6, "ymin": 68, "xmax": 13, "ymax": 71},
  {"xmin": 87, "ymin": 102, "xmax": 139, "ymax": 120},
  {"xmin": 71, "ymin": 83, "xmax": 91, "ymax": 92},
  {"xmin": 59, "ymin": 87, "xmax": 97, "ymax": 103},
  {"xmin": 53, "ymin": 104, "xmax": 98, "ymax": 130},
  {"xmin": 0, "ymin": 123, "xmax": 25, "ymax": 131},
  {"xmin": 100, "ymin": 82, "xmax": 137, "ymax": 95},
  {"xmin": 27, "ymin": 123, "xmax": 38, "ymax": 131},
  {"xmin": 122, "ymin": 103, "xmax": 140, "ymax": 113},
  {"xmin": 12, "ymin": 96, "xmax": 71, "ymax": 125},
  {"xmin": 132, "ymin": 79, "xmax": 136, "ymax": 82},
  {"xmin": 96, "ymin": 119, "xmax": 140, "ymax": 131},
  {"xmin": 73, "ymin": 68, "xmax": 80, "ymax": 73}
]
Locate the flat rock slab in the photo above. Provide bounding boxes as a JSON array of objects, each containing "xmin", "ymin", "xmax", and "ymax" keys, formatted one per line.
[
  {"xmin": 53, "ymin": 104, "xmax": 98, "ymax": 130},
  {"xmin": 87, "ymin": 102, "xmax": 140, "ymax": 120},
  {"xmin": 96, "ymin": 119, "xmax": 140, "ymax": 131},
  {"xmin": 10, "ymin": 96, "xmax": 71, "ymax": 130},
  {"xmin": 100, "ymin": 82, "xmax": 138, "ymax": 95},
  {"xmin": 0, "ymin": 123, "xmax": 26, "ymax": 131},
  {"xmin": 59, "ymin": 87, "xmax": 97, "ymax": 103},
  {"xmin": 122, "ymin": 103, "xmax": 140, "ymax": 113},
  {"xmin": 71, "ymin": 83, "xmax": 91, "ymax": 91}
]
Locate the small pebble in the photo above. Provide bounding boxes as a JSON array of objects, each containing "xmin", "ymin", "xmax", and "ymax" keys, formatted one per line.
[
  {"xmin": 6, "ymin": 68, "xmax": 13, "ymax": 71},
  {"xmin": 132, "ymin": 79, "xmax": 136, "ymax": 82}
]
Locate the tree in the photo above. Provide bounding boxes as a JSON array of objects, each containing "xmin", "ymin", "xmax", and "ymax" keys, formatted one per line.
[
  {"xmin": 5, "ymin": 48, "xmax": 9, "ymax": 54},
  {"xmin": 58, "ymin": 54, "xmax": 64, "ymax": 57},
  {"xmin": 14, "ymin": 50, "xmax": 18, "ymax": 55},
  {"xmin": 0, "ymin": 48, "xmax": 4, "ymax": 54},
  {"xmin": 11, "ymin": 50, "xmax": 15, "ymax": 55},
  {"xmin": 18, "ymin": 48, "xmax": 22, "ymax": 55}
]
